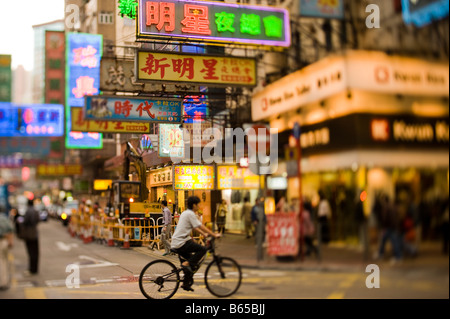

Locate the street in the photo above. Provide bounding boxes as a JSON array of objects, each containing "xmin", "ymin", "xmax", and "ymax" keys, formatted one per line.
[{"xmin": 1, "ymin": 219, "xmax": 448, "ymax": 300}]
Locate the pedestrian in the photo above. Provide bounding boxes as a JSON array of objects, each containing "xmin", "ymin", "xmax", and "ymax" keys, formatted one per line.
[
  {"xmin": 215, "ymin": 200, "xmax": 228, "ymax": 235},
  {"xmin": 251, "ymin": 197, "xmax": 266, "ymax": 245},
  {"xmin": 375, "ymin": 194, "xmax": 402, "ymax": 263},
  {"xmin": 241, "ymin": 197, "xmax": 254, "ymax": 239},
  {"xmin": 0, "ymin": 208, "xmax": 14, "ymax": 290},
  {"xmin": 161, "ymin": 200, "xmax": 172, "ymax": 256},
  {"xmin": 317, "ymin": 190, "xmax": 331, "ymax": 244},
  {"xmin": 301, "ymin": 203, "xmax": 318, "ymax": 258},
  {"xmin": 276, "ymin": 196, "xmax": 289, "ymax": 213},
  {"xmin": 22, "ymin": 199, "xmax": 40, "ymax": 275}
]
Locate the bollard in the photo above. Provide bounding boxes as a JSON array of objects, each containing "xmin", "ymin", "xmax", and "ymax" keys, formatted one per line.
[
  {"xmin": 122, "ymin": 232, "xmax": 130, "ymax": 250},
  {"xmin": 107, "ymin": 228, "xmax": 114, "ymax": 247}
]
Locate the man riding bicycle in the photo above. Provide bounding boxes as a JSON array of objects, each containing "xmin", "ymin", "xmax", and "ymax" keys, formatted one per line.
[{"xmin": 170, "ymin": 196, "xmax": 221, "ymax": 291}]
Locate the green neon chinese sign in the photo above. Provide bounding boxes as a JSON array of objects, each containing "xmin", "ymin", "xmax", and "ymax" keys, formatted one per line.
[
  {"xmin": 137, "ymin": 0, "xmax": 290, "ymax": 47},
  {"xmin": 118, "ymin": 0, "xmax": 138, "ymax": 19}
]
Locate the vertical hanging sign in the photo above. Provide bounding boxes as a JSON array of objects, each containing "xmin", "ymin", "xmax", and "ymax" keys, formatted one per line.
[{"xmin": 66, "ymin": 32, "xmax": 103, "ymax": 149}]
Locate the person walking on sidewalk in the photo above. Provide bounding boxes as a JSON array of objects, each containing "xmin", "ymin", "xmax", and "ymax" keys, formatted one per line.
[
  {"xmin": 161, "ymin": 200, "xmax": 172, "ymax": 256},
  {"xmin": 22, "ymin": 199, "xmax": 40, "ymax": 275}
]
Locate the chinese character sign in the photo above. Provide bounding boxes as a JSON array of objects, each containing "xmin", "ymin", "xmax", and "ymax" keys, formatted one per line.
[
  {"xmin": 67, "ymin": 33, "xmax": 102, "ymax": 107},
  {"xmin": 267, "ymin": 213, "xmax": 299, "ymax": 256},
  {"xmin": 137, "ymin": 51, "xmax": 256, "ymax": 86},
  {"xmin": 71, "ymin": 107, "xmax": 151, "ymax": 133},
  {"xmin": 173, "ymin": 165, "xmax": 215, "ymax": 190},
  {"xmin": 159, "ymin": 124, "xmax": 184, "ymax": 158},
  {"xmin": 66, "ymin": 32, "xmax": 103, "ymax": 149},
  {"xmin": 84, "ymin": 95, "xmax": 183, "ymax": 123},
  {"xmin": 138, "ymin": 0, "xmax": 290, "ymax": 47}
]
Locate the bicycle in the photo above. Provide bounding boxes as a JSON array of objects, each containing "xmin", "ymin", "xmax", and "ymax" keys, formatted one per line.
[{"xmin": 139, "ymin": 237, "xmax": 242, "ymax": 299}]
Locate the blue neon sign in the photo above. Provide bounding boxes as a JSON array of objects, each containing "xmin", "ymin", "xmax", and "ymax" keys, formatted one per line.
[
  {"xmin": 402, "ymin": 0, "xmax": 449, "ymax": 27},
  {"xmin": 0, "ymin": 102, "xmax": 64, "ymax": 137}
]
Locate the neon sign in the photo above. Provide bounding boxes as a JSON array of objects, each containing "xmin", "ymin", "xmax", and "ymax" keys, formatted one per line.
[
  {"xmin": 0, "ymin": 102, "xmax": 64, "ymax": 137},
  {"xmin": 137, "ymin": 0, "xmax": 290, "ymax": 47},
  {"xmin": 402, "ymin": 0, "xmax": 449, "ymax": 27},
  {"xmin": 66, "ymin": 32, "xmax": 103, "ymax": 149}
]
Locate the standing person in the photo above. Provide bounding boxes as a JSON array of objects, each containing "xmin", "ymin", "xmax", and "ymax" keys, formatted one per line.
[
  {"xmin": 215, "ymin": 200, "xmax": 228, "ymax": 235},
  {"xmin": 161, "ymin": 200, "xmax": 172, "ymax": 256},
  {"xmin": 375, "ymin": 194, "xmax": 402, "ymax": 263},
  {"xmin": 317, "ymin": 190, "xmax": 331, "ymax": 244},
  {"xmin": 251, "ymin": 197, "xmax": 266, "ymax": 245},
  {"xmin": 241, "ymin": 197, "xmax": 254, "ymax": 239},
  {"xmin": 170, "ymin": 196, "xmax": 221, "ymax": 291},
  {"xmin": 22, "ymin": 199, "xmax": 40, "ymax": 275},
  {"xmin": 0, "ymin": 209, "xmax": 14, "ymax": 290},
  {"xmin": 301, "ymin": 203, "xmax": 318, "ymax": 258}
]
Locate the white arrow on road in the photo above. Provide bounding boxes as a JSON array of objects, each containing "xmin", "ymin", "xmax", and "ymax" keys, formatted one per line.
[{"xmin": 75, "ymin": 255, "xmax": 119, "ymax": 269}]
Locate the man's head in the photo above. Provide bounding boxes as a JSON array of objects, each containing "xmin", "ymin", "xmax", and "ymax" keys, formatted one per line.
[
  {"xmin": 161, "ymin": 200, "xmax": 167, "ymax": 207},
  {"xmin": 187, "ymin": 196, "xmax": 201, "ymax": 212}
]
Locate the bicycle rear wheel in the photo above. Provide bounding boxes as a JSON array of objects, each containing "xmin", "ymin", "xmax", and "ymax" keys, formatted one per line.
[
  {"xmin": 204, "ymin": 257, "xmax": 242, "ymax": 297},
  {"xmin": 139, "ymin": 260, "xmax": 180, "ymax": 299}
]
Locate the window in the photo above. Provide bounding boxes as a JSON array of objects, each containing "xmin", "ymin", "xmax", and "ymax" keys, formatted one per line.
[
  {"xmin": 48, "ymin": 58, "xmax": 62, "ymax": 69},
  {"xmin": 99, "ymin": 12, "xmax": 113, "ymax": 24},
  {"xmin": 49, "ymin": 79, "xmax": 61, "ymax": 90}
]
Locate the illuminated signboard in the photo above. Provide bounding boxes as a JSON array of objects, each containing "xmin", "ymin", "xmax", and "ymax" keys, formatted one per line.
[
  {"xmin": 137, "ymin": 0, "xmax": 290, "ymax": 47},
  {"xmin": 0, "ymin": 102, "xmax": 64, "ymax": 137},
  {"xmin": 37, "ymin": 164, "xmax": 83, "ymax": 177},
  {"xmin": 136, "ymin": 51, "xmax": 256, "ymax": 86},
  {"xmin": 173, "ymin": 165, "xmax": 215, "ymax": 190},
  {"xmin": 299, "ymin": 0, "xmax": 344, "ymax": 19},
  {"xmin": 71, "ymin": 107, "xmax": 150, "ymax": 133},
  {"xmin": 94, "ymin": 179, "xmax": 113, "ymax": 191},
  {"xmin": 402, "ymin": 0, "xmax": 449, "ymax": 27},
  {"xmin": 184, "ymin": 93, "xmax": 208, "ymax": 123},
  {"xmin": 217, "ymin": 165, "xmax": 262, "ymax": 190},
  {"xmin": 159, "ymin": 124, "xmax": 184, "ymax": 158},
  {"xmin": 66, "ymin": 32, "xmax": 103, "ymax": 149},
  {"xmin": 84, "ymin": 95, "xmax": 183, "ymax": 123}
]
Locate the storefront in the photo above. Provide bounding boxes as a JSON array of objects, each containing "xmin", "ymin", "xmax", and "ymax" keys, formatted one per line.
[
  {"xmin": 252, "ymin": 50, "xmax": 449, "ymax": 243},
  {"xmin": 216, "ymin": 164, "xmax": 263, "ymax": 233},
  {"xmin": 173, "ymin": 164, "xmax": 215, "ymax": 226}
]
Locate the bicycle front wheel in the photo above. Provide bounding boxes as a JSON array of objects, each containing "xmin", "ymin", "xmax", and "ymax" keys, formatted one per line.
[
  {"xmin": 204, "ymin": 257, "xmax": 242, "ymax": 297},
  {"xmin": 139, "ymin": 260, "xmax": 180, "ymax": 299}
]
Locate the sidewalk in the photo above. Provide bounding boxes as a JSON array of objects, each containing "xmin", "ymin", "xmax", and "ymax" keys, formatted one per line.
[{"xmin": 137, "ymin": 233, "xmax": 449, "ymax": 273}]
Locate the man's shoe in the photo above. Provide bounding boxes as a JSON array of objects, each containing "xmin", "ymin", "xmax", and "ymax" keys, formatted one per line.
[{"xmin": 181, "ymin": 284, "xmax": 194, "ymax": 292}]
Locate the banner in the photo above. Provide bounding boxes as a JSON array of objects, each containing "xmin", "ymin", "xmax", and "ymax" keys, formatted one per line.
[
  {"xmin": 267, "ymin": 213, "xmax": 299, "ymax": 256},
  {"xmin": 158, "ymin": 124, "xmax": 184, "ymax": 158},
  {"xmin": 84, "ymin": 95, "xmax": 183, "ymax": 123},
  {"xmin": 137, "ymin": 51, "xmax": 256, "ymax": 87}
]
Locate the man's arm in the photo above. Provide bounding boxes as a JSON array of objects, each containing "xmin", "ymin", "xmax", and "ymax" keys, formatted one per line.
[{"xmin": 195, "ymin": 224, "xmax": 221, "ymax": 238}]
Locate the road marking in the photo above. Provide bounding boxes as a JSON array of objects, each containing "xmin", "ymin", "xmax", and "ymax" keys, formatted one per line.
[
  {"xmin": 24, "ymin": 287, "xmax": 47, "ymax": 299},
  {"xmin": 75, "ymin": 255, "xmax": 119, "ymax": 269},
  {"xmin": 56, "ymin": 241, "xmax": 78, "ymax": 252}
]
